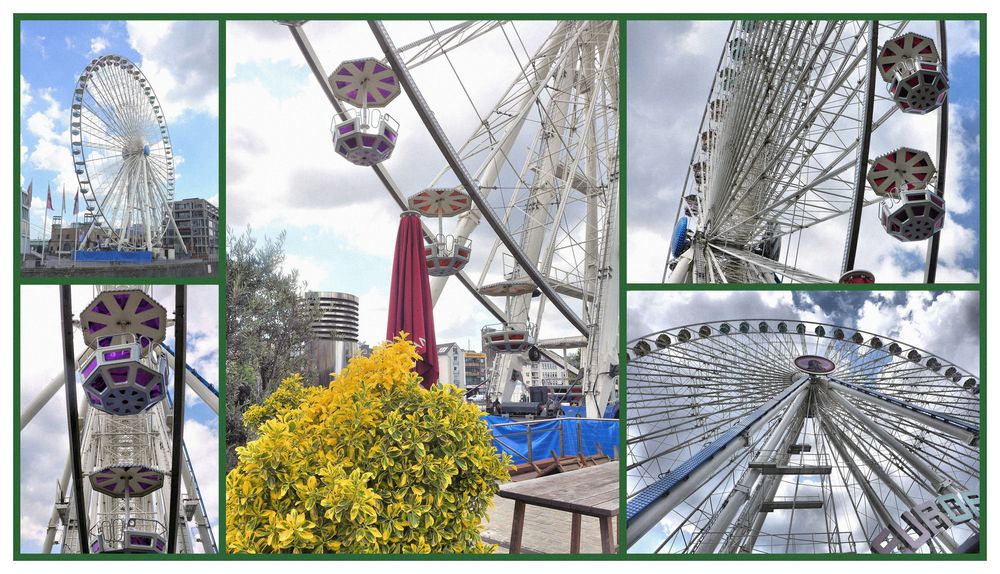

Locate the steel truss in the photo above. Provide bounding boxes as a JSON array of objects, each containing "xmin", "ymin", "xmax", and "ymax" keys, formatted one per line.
[{"xmin": 285, "ymin": 21, "xmax": 620, "ymax": 416}]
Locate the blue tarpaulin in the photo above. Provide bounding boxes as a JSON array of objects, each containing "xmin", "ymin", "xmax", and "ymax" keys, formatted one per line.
[
  {"xmin": 482, "ymin": 415, "xmax": 619, "ymax": 464},
  {"xmin": 74, "ymin": 250, "xmax": 153, "ymax": 263}
]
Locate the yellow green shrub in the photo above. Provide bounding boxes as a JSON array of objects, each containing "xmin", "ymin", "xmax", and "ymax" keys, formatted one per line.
[
  {"xmin": 242, "ymin": 373, "xmax": 318, "ymax": 432},
  {"xmin": 225, "ymin": 337, "xmax": 512, "ymax": 554}
]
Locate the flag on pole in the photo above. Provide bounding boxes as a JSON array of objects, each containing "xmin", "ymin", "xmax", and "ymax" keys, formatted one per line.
[
  {"xmin": 61, "ymin": 185, "xmax": 66, "ymax": 217},
  {"xmin": 45, "ymin": 183, "xmax": 53, "ymax": 211},
  {"xmin": 73, "ymin": 189, "xmax": 79, "ymax": 216}
]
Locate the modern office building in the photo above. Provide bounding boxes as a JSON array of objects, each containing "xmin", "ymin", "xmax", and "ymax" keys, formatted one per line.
[
  {"xmin": 165, "ymin": 198, "xmax": 219, "ymax": 257},
  {"xmin": 523, "ymin": 358, "xmax": 570, "ymax": 387},
  {"xmin": 304, "ymin": 291, "xmax": 360, "ymax": 386},
  {"xmin": 464, "ymin": 351, "xmax": 487, "ymax": 391}
]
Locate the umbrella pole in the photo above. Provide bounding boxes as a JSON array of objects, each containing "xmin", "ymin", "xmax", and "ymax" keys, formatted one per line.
[{"xmin": 124, "ymin": 492, "xmax": 130, "ymax": 533}]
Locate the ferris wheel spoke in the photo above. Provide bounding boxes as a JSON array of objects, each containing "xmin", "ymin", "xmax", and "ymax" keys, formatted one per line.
[{"xmin": 707, "ymin": 243, "xmax": 830, "ymax": 283}]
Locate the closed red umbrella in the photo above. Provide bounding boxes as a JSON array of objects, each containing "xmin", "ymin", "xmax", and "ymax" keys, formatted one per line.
[{"xmin": 386, "ymin": 211, "xmax": 438, "ymax": 388}]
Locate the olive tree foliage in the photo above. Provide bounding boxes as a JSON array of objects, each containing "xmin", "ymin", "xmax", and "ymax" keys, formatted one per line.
[{"xmin": 226, "ymin": 226, "xmax": 317, "ymax": 469}]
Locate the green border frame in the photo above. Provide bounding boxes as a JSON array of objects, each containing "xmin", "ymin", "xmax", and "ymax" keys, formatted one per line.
[{"xmin": 11, "ymin": 12, "xmax": 986, "ymax": 562}]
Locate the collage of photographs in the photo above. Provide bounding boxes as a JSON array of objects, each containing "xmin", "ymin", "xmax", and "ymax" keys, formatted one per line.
[{"xmin": 10, "ymin": 10, "xmax": 985, "ymax": 565}]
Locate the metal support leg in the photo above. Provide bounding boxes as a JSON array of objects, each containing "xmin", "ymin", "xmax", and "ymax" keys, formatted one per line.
[
  {"xmin": 167, "ymin": 285, "xmax": 187, "ymax": 553},
  {"xmin": 60, "ymin": 285, "xmax": 90, "ymax": 554}
]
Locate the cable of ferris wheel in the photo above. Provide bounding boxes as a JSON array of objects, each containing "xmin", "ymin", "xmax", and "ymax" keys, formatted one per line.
[
  {"xmin": 428, "ymin": 21, "xmax": 493, "ymax": 144},
  {"xmin": 281, "ymin": 21, "xmax": 506, "ymax": 325},
  {"xmin": 710, "ymin": 21, "xmax": 814, "ymax": 216},
  {"xmin": 828, "ymin": 416, "xmax": 962, "ymax": 552},
  {"xmin": 371, "ymin": 19, "xmax": 590, "ymax": 336},
  {"xmin": 659, "ymin": 445, "xmax": 758, "ymax": 553},
  {"xmin": 704, "ymin": 21, "xmax": 804, "ymax": 224},
  {"xmin": 394, "ymin": 20, "xmax": 495, "ymax": 59},
  {"xmin": 421, "ymin": 22, "xmax": 547, "ymax": 198},
  {"xmin": 711, "ymin": 21, "xmax": 839, "ymax": 226},
  {"xmin": 715, "ymin": 21, "xmax": 910, "ymax": 240}
]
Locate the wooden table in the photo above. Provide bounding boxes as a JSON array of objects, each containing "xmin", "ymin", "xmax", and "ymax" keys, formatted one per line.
[{"xmin": 497, "ymin": 462, "xmax": 618, "ymax": 554}]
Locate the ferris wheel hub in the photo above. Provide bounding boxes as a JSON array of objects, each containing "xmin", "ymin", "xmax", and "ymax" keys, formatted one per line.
[{"xmin": 793, "ymin": 355, "xmax": 836, "ymax": 375}]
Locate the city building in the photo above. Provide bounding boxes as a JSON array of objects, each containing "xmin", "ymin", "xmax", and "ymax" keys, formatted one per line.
[
  {"xmin": 464, "ymin": 352, "xmax": 487, "ymax": 391},
  {"xmin": 164, "ymin": 198, "xmax": 219, "ymax": 258},
  {"xmin": 20, "ymin": 186, "xmax": 30, "ymax": 257},
  {"xmin": 304, "ymin": 291, "xmax": 360, "ymax": 386},
  {"xmin": 437, "ymin": 343, "xmax": 466, "ymax": 388},
  {"xmin": 45, "ymin": 217, "xmax": 108, "ymax": 256},
  {"xmin": 523, "ymin": 358, "xmax": 570, "ymax": 387}
]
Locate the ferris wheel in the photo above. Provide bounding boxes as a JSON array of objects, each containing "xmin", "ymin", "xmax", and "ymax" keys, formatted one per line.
[
  {"xmin": 625, "ymin": 318, "xmax": 980, "ymax": 554},
  {"xmin": 20, "ymin": 286, "xmax": 219, "ymax": 554},
  {"xmin": 71, "ymin": 54, "xmax": 184, "ymax": 253},
  {"xmin": 663, "ymin": 21, "xmax": 953, "ymax": 284},
  {"xmin": 281, "ymin": 20, "xmax": 620, "ymax": 417}
]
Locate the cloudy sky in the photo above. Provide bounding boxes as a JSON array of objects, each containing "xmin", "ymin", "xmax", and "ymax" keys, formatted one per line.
[
  {"xmin": 18, "ymin": 285, "xmax": 219, "ymax": 553},
  {"xmin": 227, "ymin": 20, "xmax": 593, "ymax": 350},
  {"xmin": 627, "ymin": 290, "xmax": 980, "ymax": 372},
  {"xmin": 626, "ymin": 20, "xmax": 981, "ymax": 283},
  {"xmin": 19, "ymin": 20, "xmax": 219, "ymax": 241}
]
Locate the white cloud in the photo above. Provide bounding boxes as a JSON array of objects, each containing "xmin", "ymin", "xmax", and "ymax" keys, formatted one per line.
[
  {"xmin": 629, "ymin": 291, "xmax": 980, "ymax": 377},
  {"xmin": 282, "ymin": 253, "xmax": 330, "ymax": 293},
  {"xmin": 173, "ymin": 153, "xmax": 185, "ymax": 180},
  {"xmin": 20, "ymin": 74, "xmax": 32, "ymax": 114},
  {"xmin": 22, "ymin": 87, "xmax": 77, "ymax": 227},
  {"xmin": 126, "ymin": 21, "xmax": 219, "ymax": 119},
  {"xmin": 88, "ymin": 36, "xmax": 107, "ymax": 55},
  {"xmin": 856, "ymin": 291, "xmax": 979, "ymax": 371},
  {"xmin": 948, "ymin": 20, "xmax": 980, "ymax": 57},
  {"xmin": 627, "ymin": 227, "xmax": 668, "ymax": 282}
]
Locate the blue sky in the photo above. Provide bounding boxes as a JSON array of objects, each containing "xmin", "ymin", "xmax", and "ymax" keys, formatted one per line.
[{"xmin": 19, "ymin": 20, "xmax": 219, "ymax": 241}]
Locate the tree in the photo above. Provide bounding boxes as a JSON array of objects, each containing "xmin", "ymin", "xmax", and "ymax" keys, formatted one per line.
[{"xmin": 226, "ymin": 226, "xmax": 317, "ymax": 469}]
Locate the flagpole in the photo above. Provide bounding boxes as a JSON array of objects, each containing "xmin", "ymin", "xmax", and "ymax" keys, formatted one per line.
[
  {"xmin": 60, "ymin": 184, "xmax": 66, "ymax": 261},
  {"xmin": 22, "ymin": 180, "xmax": 33, "ymax": 266},
  {"xmin": 41, "ymin": 183, "xmax": 49, "ymax": 266},
  {"xmin": 73, "ymin": 188, "xmax": 79, "ymax": 266}
]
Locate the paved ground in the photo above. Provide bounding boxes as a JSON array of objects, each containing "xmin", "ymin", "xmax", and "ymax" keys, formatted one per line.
[{"xmin": 482, "ymin": 493, "xmax": 619, "ymax": 554}]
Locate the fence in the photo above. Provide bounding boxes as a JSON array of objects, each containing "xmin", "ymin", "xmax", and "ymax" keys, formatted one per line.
[{"xmin": 482, "ymin": 415, "xmax": 619, "ymax": 466}]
